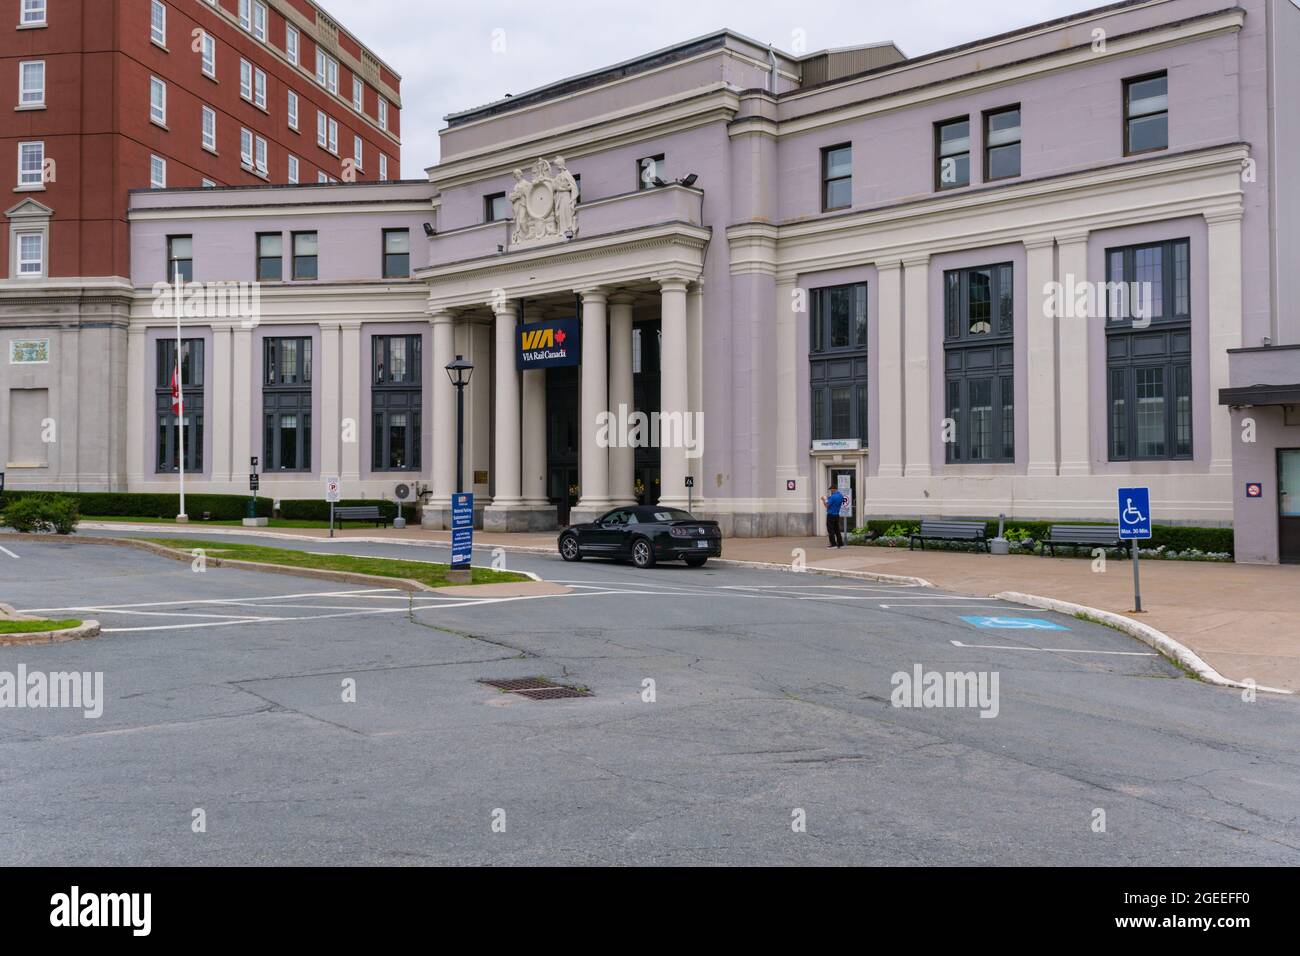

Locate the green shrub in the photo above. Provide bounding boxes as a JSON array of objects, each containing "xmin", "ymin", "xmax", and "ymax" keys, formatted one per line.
[
  {"xmin": 277, "ymin": 498, "xmax": 400, "ymax": 521},
  {"xmin": 2, "ymin": 493, "xmax": 80, "ymax": 534},
  {"xmin": 851, "ymin": 516, "xmax": 1234, "ymax": 556},
  {"xmin": 0, "ymin": 491, "xmax": 271, "ymax": 521}
]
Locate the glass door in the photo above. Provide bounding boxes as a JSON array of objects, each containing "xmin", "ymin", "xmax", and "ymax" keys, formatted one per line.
[
  {"xmin": 1279, "ymin": 449, "xmax": 1300, "ymax": 564},
  {"xmin": 829, "ymin": 466, "xmax": 857, "ymax": 531}
]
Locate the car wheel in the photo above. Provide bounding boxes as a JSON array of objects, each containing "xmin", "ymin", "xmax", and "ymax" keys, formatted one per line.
[
  {"xmin": 630, "ymin": 537, "xmax": 656, "ymax": 569},
  {"xmin": 684, "ymin": 555, "xmax": 708, "ymax": 568},
  {"xmin": 559, "ymin": 534, "xmax": 583, "ymax": 561}
]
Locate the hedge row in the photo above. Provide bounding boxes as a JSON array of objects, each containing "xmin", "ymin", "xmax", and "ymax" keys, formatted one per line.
[
  {"xmin": 278, "ymin": 498, "xmax": 401, "ymax": 521},
  {"xmin": 0, "ymin": 491, "xmax": 272, "ymax": 521},
  {"xmin": 853, "ymin": 518, "xmax": 1234, "ymax": 555}
]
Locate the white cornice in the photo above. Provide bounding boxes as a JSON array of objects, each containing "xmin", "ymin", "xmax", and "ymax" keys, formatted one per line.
[{"xmin": 128, "ymin": 200, "xmax": 433, "ymax": 222}]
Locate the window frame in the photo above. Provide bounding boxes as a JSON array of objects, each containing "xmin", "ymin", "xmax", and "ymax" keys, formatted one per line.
[
  {"xmin": 808, "ymin": 282, "xmax": 870, "ymax": 445},
  {"xmin": 150, "ymin": 76, "xmax": 167, "ymax": 125},
  {"xmin": 636, "ymin": 154, "xmax": 665, "ymax": 191},
  {"xmin": 201, "ymin": 104, "xmax": 217, "ymax": 152},
  {"xmin": 287, "ymin": 155, "xmax": 299, "ymax": 184},
  {"xmin": 150, "ymin": 154, "xmax": 167, "ymax": 189},
  {"xmin": 20, "ymin": 0, "xmax": 47, "ymax": 26},
  {"xmin": 934, "ymin": 116, "xmax": 972, "ymax": 191},
  {"xmin": 17, "ymin": 141, "xmax": 44, "ymax": 188},
  {"xmin": 370, "ymin": 334, "xmax": 422, "ymax": 472},
  {"xmin": 262, "ymin": 336, "xmax": 313, "ymax": 472},
  {"xmin": 292, "ymin": 231, "xmax": 318, "ymax": 281},
  {"xmin": 1124, "ymin": 71, "xmax": 1169, "ymax": 156},
  {"xmin": 16, "ymin": 231, "xmax": 44, "ymax": 277},
  {"xmin": 287, "ymin": 89, "xmax": 299, "ymax": 130},
  {"xmin": 382, "ymin": 228, "xmax": 410, "ymax": 279},
  {"xmin": 820, "ymin": 143, "xmax": 852, "ymax": 212},
  {"xmin": 484, "ymin": 192, "xmax": 507, "ymax": 222},
  {"xmin": 166, "ymin": 235, "xmax": 192, "ymax": 282},
  {"xmin": 150, "ymin": 0, "xmax": 166, "ymax": 47},
  {"xmin": 200, "ymin": 32, "xmax": 216, "ymax": 78},
  {"xmin": 942, "ymin": 263, "xmax": 1016, "ymax": 464},
  {"xmin": 285, "ymin": 24, "xmax": 299, "ymax": 66},
  {"xmin": 155, "ymin": 338, "xmax": 205, "ymax": 474},
  {"xmin": 19, "ymin": 59, "xmax": 45, "ymax": 107},
  {"xmin": 982, "ymin": 105, "xmax": 1021, "ymax": 182}
]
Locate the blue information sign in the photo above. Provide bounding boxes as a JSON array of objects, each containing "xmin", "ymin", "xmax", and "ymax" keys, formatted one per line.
[
  {"xmin": 1117, "ymin": 486, "xmax": 1152, "ymax": 540},
  {"xmin": 451, "ymin": 492, "xmax": 474, "ymax": 568}
]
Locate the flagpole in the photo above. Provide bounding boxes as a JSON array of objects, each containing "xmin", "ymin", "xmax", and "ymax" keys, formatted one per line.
[{"xmin": 173, "ymin": 258, "xmax": 188, "ymax": 522}]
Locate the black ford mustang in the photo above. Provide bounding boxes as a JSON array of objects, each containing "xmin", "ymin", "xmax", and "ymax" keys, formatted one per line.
[{"xmin": 558, "ymin": 506, "xmax": 722, "ymax": 568}]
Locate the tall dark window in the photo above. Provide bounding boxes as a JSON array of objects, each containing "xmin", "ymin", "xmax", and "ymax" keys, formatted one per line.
[
  {"xmin": 935, "ymin": 118, "xmax": 971, "ymax": 190},
  {"xmin": 821, "ymin": 144, "xmax": 852, "ymax": 211},
  {"xmin": 257, "ymin": 233, "xmax": 282, "ymax": 280},
  {"xmin": 809, "ymin": 283, "xmax": 868, "ymax": 443},
  {"xmin": 166, "ymin": 235, "xmax": 193, "ymax": 282},
  {"xmin": 292, "ymin": 231, "xmax": 318, "ymax": 280},
  {"xmin": 263, "ymin": 337, "xmax": 312, "ymax": 471},
  {"xmin": 1124, "ymin": 72, "xmax": 1168, "ymax": 155},
  {"xmin": 485, "ymin": 193, "xmax": 508, "ymax": 222},
  {"xmin": 382, "ymin": 229, "xmax": 410, "ymax": 278},
  {"xmin": 944, "ymin": 264, "xmax": 1014, "ymax": 463},
  {"xmin": 155, "ymin": 338, "xmax": 204, "ymax": 472},
  {"xmin": 372, "ymin": 334, "xmax": 421, "ymax": 471},
  {"xmin": 636, "ymin": 154, "xmax": 665, "ymax": 190},
  {"xmin": 1105, "ymin": 238, "xmax": 1192, "ymax": 460},
  {"xmin": 983, "ymin": 106, "xmax": 1021, "ymax": 181}
]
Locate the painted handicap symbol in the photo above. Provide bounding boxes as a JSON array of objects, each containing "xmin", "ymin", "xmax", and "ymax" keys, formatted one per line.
[
  {"xmin": 960, "ymin": 615, "xmax": 1070, "ymax": 631},
  {"xmin": 1121, "ymin": 498, "xmax": 1146, "ymax": 525}
]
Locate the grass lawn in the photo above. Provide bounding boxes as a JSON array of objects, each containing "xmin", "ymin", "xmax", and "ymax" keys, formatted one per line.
[
  {"xmin": 0, "ymin": 618, "xmax": 83, "ymax": 634},
  {"xmin": 142, "ymin": 538, "xmax": 529, "ymax": 588},
  {"xmin": 85, "ymin": 516, "xmax": 335, "ymax": 529}
]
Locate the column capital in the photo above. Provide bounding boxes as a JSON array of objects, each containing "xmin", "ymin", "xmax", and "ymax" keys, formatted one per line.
[
  {"xmin": 607, "ymin": 291, "xmax": 636, "ymax": 306},
  {"xmin": 1023, "ymin": 235, "xmax": 1057, "ymax": 251},
  {"xmin": 576, "ymin": 287, "xmax": 608, "ymax": 304},
  {"xmin": 429, "ymin": 309, "xmax": 455, "ymax": 325},
  {"xmin": 337, "ymin": 320, "xmax": 362, "ymax": 331},
  {"xmin": 876, "ymin": 259, "xmax": 903, "ymax": 273},
  {"xmin": 1054, "ymin": 230, "xmax": 1090, "ymax": 248},
  {"xmin": 488, "ymin": 296, "xmax": 514, "ymax": 316},
  {"xmin": 1204, "ymin": 207, "xmax": 1244, "ymax": 226},
  {"xmin": 900, "ymin": 253, "xmax": 930, "ymax": 269},
  {"xmin": 656, "ymin": 275, "xmax": 691, "ymax": 294}
]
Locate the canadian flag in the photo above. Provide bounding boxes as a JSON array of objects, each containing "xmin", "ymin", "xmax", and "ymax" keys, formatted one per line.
[{"xmin": 170, "ymin": 367, "xmax": 181, "ymax": 414}]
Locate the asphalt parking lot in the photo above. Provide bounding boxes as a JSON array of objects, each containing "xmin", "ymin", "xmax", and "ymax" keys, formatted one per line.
[{"xmin": 2, "ymin": 532, "xmax": 1298, "ymax": 865}]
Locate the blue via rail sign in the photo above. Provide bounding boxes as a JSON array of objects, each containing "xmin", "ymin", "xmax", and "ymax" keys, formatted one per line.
[
  {"xmin": 517, "ymin": 317, "xmax": 580, "ymax": 370},
  {"xmin": 960, "ymin": 616, "xmax": 1070, "ymax": 631},
  {"xmin": 451, "ymin": 493, "xmax": 474, "ymax": 569},
  {"xmin": 1117, "ymin": 486, "xmax": 1152, "ymax": 540}
]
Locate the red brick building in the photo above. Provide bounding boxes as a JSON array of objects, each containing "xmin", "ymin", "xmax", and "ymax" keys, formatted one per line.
[{"xmin": 1, "ymin": 0, "xmax": 402, "ymax": 280}]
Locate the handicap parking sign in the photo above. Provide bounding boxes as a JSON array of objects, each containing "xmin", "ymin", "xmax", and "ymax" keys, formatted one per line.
[
  {"xmin": 1117, "ymin": 486, "xmax": 1152, "ymax": 540},
  {"xmin": 960, "ymin": 616, "xmax": 1070, "ymax": 631}
]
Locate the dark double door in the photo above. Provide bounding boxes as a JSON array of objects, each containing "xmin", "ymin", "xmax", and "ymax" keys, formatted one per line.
[{"xmin": 1280, "ymin": 449, "xmax": 1300, "ymax": 564}]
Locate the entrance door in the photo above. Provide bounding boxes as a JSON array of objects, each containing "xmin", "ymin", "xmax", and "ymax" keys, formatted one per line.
[
  {"xmin": 828, "ymin": 466, "xmax": 857, "ymax": 531},
  {"xmin": 1280, "ymin": 449, "xmax": 1300, "ymax": 564}
]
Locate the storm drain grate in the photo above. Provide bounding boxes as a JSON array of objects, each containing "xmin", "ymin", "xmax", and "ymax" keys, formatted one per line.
[
  {"xmin": 479, "ymin": 677, "xmax": 558, "ymax": 692},
  {"xmin": 514, "ymin": 686, "xmax": 591, "ymax": 700},
  {"xmin": 478, "ymin": 677, "xmax": 592, "ymax": 699}
]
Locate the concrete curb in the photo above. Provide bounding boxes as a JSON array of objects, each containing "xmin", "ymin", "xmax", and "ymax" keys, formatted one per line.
[
  {"xmin": 0, "ymin": 532, "xmax": 519, "ymax": 595},
  {"xmin": 710, "ymin": 556, "xmax": 934, "ymax": 587},
  {"xmin": 996, "ymin": 590, "xmax": 1295, "ymax": 696},
  {"xmin": 0, "ymin": 601, "xmax": 100, "ymax": 646}
]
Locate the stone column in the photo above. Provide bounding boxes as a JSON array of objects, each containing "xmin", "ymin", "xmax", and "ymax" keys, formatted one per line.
[
  {"xmin": 687, "ymin": 281, "xmax": 705, "ymax": 495},
  {"xmin": 231, "ymin": 325, "xmax": 254, "ymax": 482},
  {"xmin": 902, "ymin": 255, "xmax": 932, "ymax": 477},
  {"xmin": 319, "ymin": 323, "xmax": 341, "ymax": 480},
  {"xmin": 1206, "ymin": 210, "xmax": 1243, "ymax": 476},
  {"xmin": 484, "ymin": 298, "xmax": 523, "ymax": 530},
  {"xmin": 126, "ymin": 325, "xmax": 147, "ymax": 486},
  {"xmin": 875, "ymin": 260, "xmax": 904, "ymax": 478},
  {"xmin": 1024, "ymin": 237, "xmax": 1058, "ymax": 477},
  {"xmin": 520, "ymin": 305, "xmax": 549, "ymax": 508},
  {"xmin": 1056, "ymin": 233, "xmax": 1091, "ymax": 476},
  {"xmin": 658, "ymin": 277, "xmax": 690, "ymax": 509},
  {"xmin": 424, "ymin": 310, "xmax": 455, "ymax": 526},
  {"xmin": 607, "ymin": 292, "xmax": 637, "ymax": 505},
  {"xmin": 339, "ymin": 321, "xmax": 361, "ymax": 481},
  {"xmin": 573, "ymin": 288, "xmax": 610, "ymax": 521},
  {"xmin": 211, "ymin": 323, "xmax": 234, "ymax": 484}
]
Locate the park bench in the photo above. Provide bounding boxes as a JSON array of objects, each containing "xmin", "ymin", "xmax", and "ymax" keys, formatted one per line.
[
  {"xmin": 909, "ymin": 520, "xmax": 988, "ymax": 552},
  {"xmin": 332, "ymin": 505, "xmax": 389, "ymax": 528},
  {"xmin": 1043, "ymin": 524, "xmax": 1124, "ymax": 557}
]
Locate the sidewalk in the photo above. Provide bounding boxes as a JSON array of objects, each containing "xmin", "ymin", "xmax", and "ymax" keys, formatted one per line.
[{"xmin": 104, "ymin": 522, "xmax": 1300, "ymax": 694}]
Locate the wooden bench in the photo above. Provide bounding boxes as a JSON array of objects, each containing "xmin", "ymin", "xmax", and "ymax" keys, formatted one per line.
[
  {"xmin": 909, "ymin": 520, "xmax": 988, "ymax": 552},
  {"xmin": 1043, "ymin": 524, "xmax": 1124, "ymax": 557},
  {"xmin": 332, "ymin": 505, "xmax": 389, "ymax": 528}
]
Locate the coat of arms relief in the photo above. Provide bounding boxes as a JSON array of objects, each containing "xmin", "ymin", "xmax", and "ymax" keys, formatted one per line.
[{"xmin": 509, "ymin": 157, "xmax": 579, "ymax": 248}]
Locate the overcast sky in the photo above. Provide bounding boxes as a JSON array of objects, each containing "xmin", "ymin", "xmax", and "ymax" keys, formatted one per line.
[{"xmin": 322, "ymin": 0, "xmax": 1108, "ymax": 174}]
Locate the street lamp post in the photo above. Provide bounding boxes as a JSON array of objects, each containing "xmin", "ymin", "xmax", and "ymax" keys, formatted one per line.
[
  {"xmin": 445, "ymin": 354, "xmax": 474, "ymax": 494},
  {"xmin": 444, "ymin": 355, "xmax": 474, "ymax": 582}
]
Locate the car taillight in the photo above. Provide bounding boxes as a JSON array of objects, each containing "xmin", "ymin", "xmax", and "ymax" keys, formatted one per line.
[{"xmin": 670, "ymin": 527, "xmax": 693, "ymax": 538}]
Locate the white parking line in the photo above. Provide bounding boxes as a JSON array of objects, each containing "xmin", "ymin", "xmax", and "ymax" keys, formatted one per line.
[{"xmin": 950, "ymin": 639, "xmax": 1156, "ymax": 657}]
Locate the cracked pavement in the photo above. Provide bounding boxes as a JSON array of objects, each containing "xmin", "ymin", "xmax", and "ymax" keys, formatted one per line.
[{"xmin": 1, "ymin": 532, "xmax": 1298, "ymax": 865}]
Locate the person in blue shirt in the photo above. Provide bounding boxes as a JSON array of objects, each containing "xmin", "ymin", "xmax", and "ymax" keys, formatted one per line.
[{"xmin": 821, "ymin": 484, "xmax": 845, "ymax": 549}]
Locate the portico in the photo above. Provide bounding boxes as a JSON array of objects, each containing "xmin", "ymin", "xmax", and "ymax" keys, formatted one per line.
[{"xmin": 415, "ymin": 174, "xmax": 708, "ymax": 531}]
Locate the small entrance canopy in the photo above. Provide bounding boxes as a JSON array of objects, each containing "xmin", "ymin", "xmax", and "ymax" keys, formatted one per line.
[{"xmin": 1218, "ymin": 383, "xmax": 1300, "ymax": 406}]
